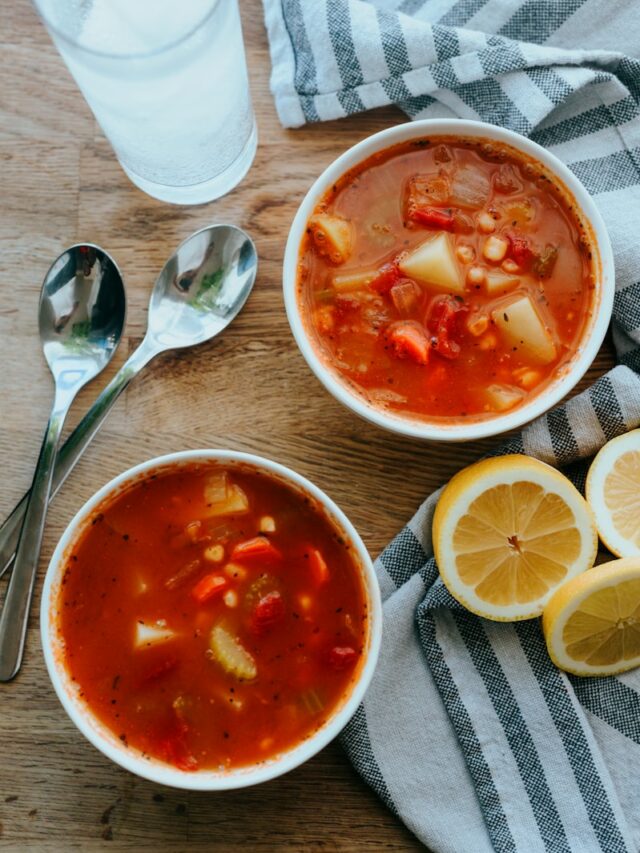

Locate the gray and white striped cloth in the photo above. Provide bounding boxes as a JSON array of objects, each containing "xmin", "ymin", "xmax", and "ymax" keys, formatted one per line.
[{"xmin": 262, "ymin": 1, "xmax": 640, "ymax": 850}]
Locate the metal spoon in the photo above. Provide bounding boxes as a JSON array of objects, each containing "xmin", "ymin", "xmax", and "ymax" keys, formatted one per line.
[
  {"xmin": 0, "ymin": 245, "xmax": 126, "ymax": 681},
  {"xmin": 0, "ymin": 224, "xmax": 257, "ymax": 585}
]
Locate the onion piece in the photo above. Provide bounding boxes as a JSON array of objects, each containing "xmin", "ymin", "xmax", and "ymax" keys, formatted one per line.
[
  {"xmin": 390, "ymin": 279, "xmax": 421, "ymax": 316},
  {"xmin": 450, "ymin": 167, "xmax": 490, "ymax": 209}
]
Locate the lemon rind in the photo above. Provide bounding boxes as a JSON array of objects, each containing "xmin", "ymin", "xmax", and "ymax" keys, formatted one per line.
[
  {"xmin": 542, "ymin": 556, "xmax": 640, "ymax": 676},
  {"xmin": 434, "ymin": 455, "xmax": 598, "ymax": 622},
  {"xmin": 586, "ymin": 429, "xmax": 640, "ymax": 559}
]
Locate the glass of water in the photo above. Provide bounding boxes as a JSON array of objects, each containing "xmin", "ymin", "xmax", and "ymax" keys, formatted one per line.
[{"xmin": 34, "ymin": 0, "xmax": 257, "ymax": 204}]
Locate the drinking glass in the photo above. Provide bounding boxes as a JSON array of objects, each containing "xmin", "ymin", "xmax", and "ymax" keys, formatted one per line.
[{"xmin": 34, "ymin": 0, "xmax": 257, "ymax": 204}]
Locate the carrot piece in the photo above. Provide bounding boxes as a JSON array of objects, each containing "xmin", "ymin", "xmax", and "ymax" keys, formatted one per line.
[
  {"xmin": 309, "ymin": 548, "xmax": 330, "ymax": 585},
  {"xmin": 387, "ymin": 321, "xmax": 430, "ymax": 366},
  {"xmin": 191, "ymin": 573, "xmax": 228, "ymax": 604},
  {"xmin": 231, "ymin": 536, "xmax": 282, "ymax": 563},
  {"xmin": 327, "ymin": 646, "xmax": 359, "ymax": 671},
  {"xmin": 410, "ymin": 206, "xmax": 454, "ymax": 230},
  {"xmin": 368, "ymin": 262, "xmax": 401, "ymax": 294}
]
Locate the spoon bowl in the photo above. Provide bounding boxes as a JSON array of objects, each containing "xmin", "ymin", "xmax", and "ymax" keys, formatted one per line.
[
  {"xmin": 146, "ymin": 225, "xmax": 257, "ymax": 350},
  {"xmin": 40, "ymin": 245, "xmax": 125, "ymax": 383},
  {"xmin": 0, "ymin": 225, "xmax": 258, "ymax": 583},
  {"xmin": 0, "ymin": 244, "xmax": 125, "ymax": 681}
]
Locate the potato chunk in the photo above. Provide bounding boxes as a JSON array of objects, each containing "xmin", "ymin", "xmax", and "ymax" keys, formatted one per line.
[
  {"xmin": 485, "ymin": 270, "xmax": 520, "ymax": 296},
  {"xmin": 203, "ymin": 484, "xmax": 249, "ymax": 517},
  {"xmin": 485, "ymin": 384, "xmax": 525, "ymax": 412},
  {"xmin": 491, "ymin": 294, "xmax": 557, "ymax": 364},
  {"xmin": 204, "ymin": 472, "xmax": 228, "ymax": 505},
  {"xmin": 309, "ymin": 213, "xmax": 352, "ymax": 264},
  {"xmin": 398, "ymin": 233, "xmax": 463, "ymax": 293},
  {"xmin": 134, "ymin": 621, "xmax": 176, "ymax": 648}
]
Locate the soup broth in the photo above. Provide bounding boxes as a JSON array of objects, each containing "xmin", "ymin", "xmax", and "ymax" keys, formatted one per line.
[
  {"xmin": 56, "ymin": 463, "xmax": 368, "ymax": 772},
  {"xmin": 297, "ymin": 137, "xmax": 597, "ymax": 421}
]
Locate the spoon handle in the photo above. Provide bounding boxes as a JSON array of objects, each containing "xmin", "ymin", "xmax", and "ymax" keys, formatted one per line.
[
  {"xmin": 0, "ymin": 339, "xmax": 158, "ymax": 581},
  {"xmin": 0, "ymin": 392, "xmax": 71, "ymax": 681}
]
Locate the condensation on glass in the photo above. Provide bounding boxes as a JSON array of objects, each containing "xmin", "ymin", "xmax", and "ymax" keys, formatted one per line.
[{"xmin": 35, "ymin": 0, "xmax": 257, "ymax": 203}]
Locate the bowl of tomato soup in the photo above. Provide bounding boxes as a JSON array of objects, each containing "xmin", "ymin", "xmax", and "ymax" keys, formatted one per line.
[
  {"xmin": 284, "ymin": 119, "xmax": 614, "ymax": 441},
  {"xmin": 41, "ymin": 450, "xmax": 381, "ymax": 789}
]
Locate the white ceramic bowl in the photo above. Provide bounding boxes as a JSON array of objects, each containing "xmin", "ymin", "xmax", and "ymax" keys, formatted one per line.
[
  {"xmin": 283, "ymin": 119, "xmax": 615, "ymax": 441},
  {"xmin": 40, "ymin": 449, "xmax": 382, "ymax": 790}
]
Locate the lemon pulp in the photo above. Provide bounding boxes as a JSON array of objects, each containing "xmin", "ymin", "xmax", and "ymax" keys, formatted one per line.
[
  {"xmin": 453, "ymin": 482, "xmax": 581, "ymax": 606},
  {"xmin": 562, "ymin": 577, "xmax": 640, "ymax": 666},
  {"xmin": 604, "ymin": 450, "xmax": 640, "ymax": 548}
]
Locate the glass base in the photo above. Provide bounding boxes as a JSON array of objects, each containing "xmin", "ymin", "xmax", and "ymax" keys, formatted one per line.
[{"xmin": 119, "ymin": 120, "xmax": 258, "ymax": 205}]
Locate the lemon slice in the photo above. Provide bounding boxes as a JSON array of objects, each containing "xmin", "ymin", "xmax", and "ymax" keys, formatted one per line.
[
  {"xmin": 586, "ymin": 429, "xmax": 640, "ymax": 558},
  {"xmin": 543, "ymin": 557, "xmax": 640, "ymax": 676},
  {"xmin": 433, "ymin": 455, "xmax": 598, "ymax": 621}
]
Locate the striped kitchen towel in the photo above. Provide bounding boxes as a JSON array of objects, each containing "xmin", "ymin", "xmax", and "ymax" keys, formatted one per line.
[{"xmin": 262, "ymin": 1, "xmax": 640, "ymax": 851}]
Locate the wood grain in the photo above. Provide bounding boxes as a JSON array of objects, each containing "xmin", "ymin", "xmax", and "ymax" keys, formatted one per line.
[{"xmin": 0, "ymin": 1, "xmax": 615, "ymax": 850}]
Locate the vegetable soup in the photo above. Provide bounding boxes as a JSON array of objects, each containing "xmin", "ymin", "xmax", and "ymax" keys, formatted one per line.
[
  {"xmin": 56, "ymin": 464, "xmax": 368, "ymax": 772},
  {"xmin": 297, "ymin": 136, "xmax": 597, "ymax": 421}
]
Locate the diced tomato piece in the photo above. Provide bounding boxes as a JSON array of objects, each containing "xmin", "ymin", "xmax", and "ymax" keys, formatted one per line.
[
  {"xmin": 426, "ymin": 296, "xmax": 458, "ymax": 334},
  {"xmin": 309, "ymin": 548, "xmax": 330, "ymax": 585},
  {"xmin": 191, "ymin": 573, "xmax": 228, "ymax": 604},
  {"xmin": 158, "ymin": 725, "xmax": 198, "ymax": 771},
  {"xmin": 251, "ymin": 591, "xmax": 286, "ymax": 633},
  {"xmin": 426, "ymin": 296, "xmax": 468, "ymax": 360},
  {"xmin": 136, "ymin": 655, "xmax": 179, "ymax": 687},
  {"xmin": 158, "ymin": 699, "xmax": 198, "ymax": 770},
  {"xmin": 452, "ymin": 211, "xmax": 474, "ymax": 234},
  {"xmin": 386, "ymin": 321, "xmax": 430, "ymax": 366},
  {"xmin": 410, "ymin": 206, "xmax": 454, "ymax": 231},
  {"xmin": 327, "ymin": 646, "xmax": 359, "ymax": 671},
  {"xmin": 507, "ymin": 232, "xmax": 533, "ymax": 268},
  {"xmin": 231, "ymin": 536, "xmax": 282, "ymax": 564},
  {"xmin": 368, "ymin": 262, "xmax": 401, "ymax": 294},
  {"xmin": 435, "ymin": 334, "xmax": 460, "ymax": 359}
]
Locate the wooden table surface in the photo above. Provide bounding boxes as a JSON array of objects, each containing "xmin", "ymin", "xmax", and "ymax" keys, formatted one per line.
[{"xmin": 0, "ymin": 1, "xmax": 615, "ymax": 850}]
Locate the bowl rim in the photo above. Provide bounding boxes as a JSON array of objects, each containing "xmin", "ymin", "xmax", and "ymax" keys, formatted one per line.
[
  {"xmin": 283, "ymin": 118, "xmax": 615, "ymax": 442},
  {"xmin": 40, "ymin": 449, "xmax": 382, "ymax": 791}
]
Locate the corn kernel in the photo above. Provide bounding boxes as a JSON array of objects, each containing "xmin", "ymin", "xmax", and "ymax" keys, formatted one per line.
[
  {"xmin": 477, "ymin": 211, "xmax": 496, "ymax": 233},
  {"xmin": 466, "ymin": 266, "xmax": 486, "ymax": 287},
  {"xmin": 467, "ymin": 314, "xmax": 489, "ymax": 337},
  {"xmin": 514, "ymin": 368, "xmax": 542, "ymax": 390},
  {"xmin": 204, "ymin": 544, "xmax": 225, "ymax": 563},
  {"xmin": 501, "ymin": 258, "xmax": 519, "ymax": 274},
  {"xmin": 479, "ymin": 332, "xmax": 498, "ymax": 351},
  {"xmin": 223, "ymin": 562, "xmax": 247, "ymax": 580},
  {"xmin": 223, "ymin": 589, "xmax": 238, "ymax": 608},
  {"xmin": 259, "ymin": 515, "xmax": 276, "ymax": 533},
  {"xmin": 483, "ymin": 235, "xmax": 509, "ymax": 263},
  {"xmin": 456, "ymin": 244, "xmax": 475, "ymax": 264}
]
